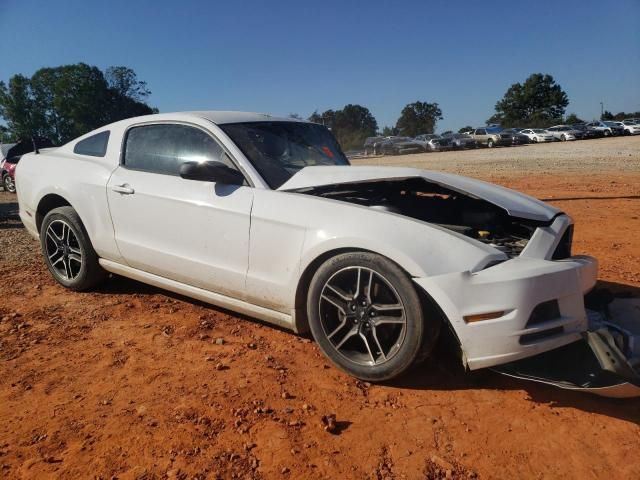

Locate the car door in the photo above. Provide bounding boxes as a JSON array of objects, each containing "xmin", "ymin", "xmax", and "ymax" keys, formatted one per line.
[
  {"xmin": 475, "ymin": 128, "xmax": 487, "ymax": 143},
  {"xmin": 106, "ymin": 122, "xmax": 253, "ymax": 299}
]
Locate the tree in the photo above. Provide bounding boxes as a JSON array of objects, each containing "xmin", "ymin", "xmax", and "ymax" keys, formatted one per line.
[
  {"xmin": 458, "ymin": 125, "xmax": 473, "ymax": 133},
  {"xmin": 288, "ymin": 113, "xmax": 302, "ymax": 119},
  {"xmin": 395, "ymin": 101, "xmax": 442, "ymax": 137},
  {"xmin": 564, "ymin": 113, "xmax": 583, "ymax": 124},
  {"xmin": 0, "ymin": 63, "xmax": 156, "ymax": 144},
  {"xmin": 105, "ymin": 66, "xmax": 150, "ymax": 101},
  {"xmin": 381, "ymin": 126, "xmax": 398, "ymax": 136},
  {"xmin": 309, "ymin": 105, "xmax": 377, "ymax": 150},
  {"xmin": 601, "ymin": 110, "xmax": 614, "ymax": 121},
  {"xmin": 488, "ymin": 73, "xmax": 569, "ymax": 128}
]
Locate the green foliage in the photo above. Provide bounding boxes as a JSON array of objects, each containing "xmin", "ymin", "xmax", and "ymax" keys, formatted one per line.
[
  {"xmin": 458, "ymin": 125, "xmax": 473, "ymax": 133},
  {"xmin": 0, "ymin": 63, "xmax": 156, "ymax": 144},
  {"xmin": 564, "ymin": 113, "xmax": 583, "ymax": 124},
  {"xmin": 395, "ymin": 101, "xmax": 442, "ymax": 137},
  {"xmin": 488, "ymin": 73, "xmax": 569, "ymax": 128},
  {"xmin": 603, "ymin": 110, "xmax": 640, "ymax": 121},
  {"xmin": 309, "ymin": 105, "xmax": 378, "ymax": 150},
  {"xmin": 381, "ymin": 126, "xmax": 399, "ymax": 136},
  {"xmin": 601, "ymin": 110, "xmax": 614, "ymax": 120}
]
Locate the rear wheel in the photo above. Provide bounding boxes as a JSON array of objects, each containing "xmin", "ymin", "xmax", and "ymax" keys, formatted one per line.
[
  {"xmin": 487, "ymin": 139, "xmax": 494, "ymax": 148},
  {"xmin": 307, "ymin": 252, "xmax": 440, "ymax": 381},
  {"xmin": 3, "ymin": 174, "xmax": 16, "ymax": 193},
  {"xmin": 533, "ymin": 137, "xmax": 539, "ymax": 143},
  {"xmin": 561, "ymin": 134, "xmax": 567, "ymax": 141},
  {"xmin": 40, "ymin": 206, "xmax": 107, "ymax": 291}
]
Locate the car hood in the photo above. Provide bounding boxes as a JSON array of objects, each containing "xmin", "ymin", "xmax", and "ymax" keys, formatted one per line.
[{"xmin": 278, "ymin": 166, "xmax": 561, "ymax": 222}]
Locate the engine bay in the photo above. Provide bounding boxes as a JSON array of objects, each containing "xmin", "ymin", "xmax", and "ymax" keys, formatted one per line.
[{"xmin": 294, "ymin": 177, "xmax": 550, "ymax": 258}]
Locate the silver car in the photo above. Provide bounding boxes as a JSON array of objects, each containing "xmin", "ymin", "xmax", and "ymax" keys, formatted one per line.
[
  {"xmin": 520, "ymin": 129, "xmax": 555, "ymax": 143},
  {"xmin": 546, "ymin": 125, "xmax": 583, "ymax": 141}
]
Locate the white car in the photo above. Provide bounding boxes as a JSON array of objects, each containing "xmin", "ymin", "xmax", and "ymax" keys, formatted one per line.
[
  {"xmin": 14, "ymin": 111, "xmax": 639, "ymax": 391},
  {"xmin": 621, "ymin": 120, "xmax": 640, "ymax": 135},
  {"xmin": 519, "ymin": 129, "xmax": 555, "ymax": 143},
  {"xmin": 546, "ymin": 125, "xmax": 582, "ymax": 141}
]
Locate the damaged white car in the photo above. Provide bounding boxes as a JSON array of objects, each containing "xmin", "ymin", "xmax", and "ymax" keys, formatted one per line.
[{"xmin": 15, "ymin": 112, "xmax": 640, "ymax": 396}]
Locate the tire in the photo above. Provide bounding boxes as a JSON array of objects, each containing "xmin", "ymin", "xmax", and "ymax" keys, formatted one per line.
[
  {"xmin": 3, "ymin": 174, "xmax": 16, "ymax": 193},
  {"xmin": 487, "ymin": 139, "xmax": 494, "ymax": 148},
  {"xmin": 604, "ymin": 130, "xmax": 611, "ymax": 137},
  {"xmin": 40, "ymin": 206, "xmax": 107, "ymax": 291},
  {"xmin": 307, "ymin": 252, "xmax": 440, "ymax": 382},
  {"xmin": 533, "ymin": 137, "xmax": 538, "ymax": 143},
  {"xmin": 561, "ymin": 135, "xmax": 566, "ymax": 142}
]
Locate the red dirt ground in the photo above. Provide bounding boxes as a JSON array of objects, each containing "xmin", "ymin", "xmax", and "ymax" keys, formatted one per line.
[{"xmin": 1, "ymin": 173, "xmax": 639, "ymax": 479}]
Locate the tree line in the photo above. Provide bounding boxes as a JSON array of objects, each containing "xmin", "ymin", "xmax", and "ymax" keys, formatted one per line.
[
  {"xmin": 0, "ymin": 63, "xmax": 156, "ymax": 144},
  {"xmin": 1, "ymin": 65, "xmax": 635, "ymax": 151}
]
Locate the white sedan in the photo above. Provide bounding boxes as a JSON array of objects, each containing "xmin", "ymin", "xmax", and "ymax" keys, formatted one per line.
[
  {"xmin": 14, "ymin": 111, "xmax": 639, "ymax": 391},
  {"xmin": 520, "ymin": 129, "xmax": 555, "ymax": 143}
]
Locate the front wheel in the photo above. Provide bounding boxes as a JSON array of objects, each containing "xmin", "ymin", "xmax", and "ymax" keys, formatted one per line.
[
  {"xmin": 40, "ymin": 206, "xmax": 107, "ymax": 291},
  {"xmin": 487, "ymin": 139, "xmax": 494, "ymax": 148},
  {"xmin": 307, "ymin": 252, "xmax": 440, "ymax": 381},
  {"xmin": 561, "ymin": 134, "xmax": 567, "ymax": 141},
  {"xmin": 3, "ymin": 175, "xmax": 16, "ymax": 193}
]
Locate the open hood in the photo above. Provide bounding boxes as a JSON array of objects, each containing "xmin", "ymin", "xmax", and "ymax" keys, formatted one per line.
[{"xmin": 278, "ymin": 166, "xmax": 561, "ymax": 222}]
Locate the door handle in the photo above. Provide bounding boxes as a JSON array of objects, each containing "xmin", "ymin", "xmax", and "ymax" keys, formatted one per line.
[{"xmin": 112, "ymin": 184, "xmax": 135, "ymax": 195}]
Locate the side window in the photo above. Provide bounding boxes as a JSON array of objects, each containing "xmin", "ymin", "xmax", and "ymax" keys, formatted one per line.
[
  {"xmin": 476, "ymin": 129, "xmax": 486, "ymax": 135},
  {"xmin": 74, "ymin": 131, "xmax": 110, "ymax": 157},
  {"xmin": 123, "ymin": 124, "xmax": 235, "ymax": 175}
]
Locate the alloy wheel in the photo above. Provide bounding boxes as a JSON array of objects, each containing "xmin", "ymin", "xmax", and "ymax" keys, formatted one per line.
[
  {"xmin": 3, "ymin": 175, "xmax": 16, "ymax": 193},
  {"xmin": 318, "ymin": 266, "xmax": 407, "ymax": 366},
  {"xmin": 44, "ymin": 220, "xmax": 83, "ymax": 280}
]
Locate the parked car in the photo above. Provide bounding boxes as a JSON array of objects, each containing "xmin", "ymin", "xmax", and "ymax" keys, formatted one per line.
[
  {"xmin": 620, "ymin": 120, "xmax": 640, "ymax": 135},
  {"xmin": 363, "ymin": 136, "xmax": 386, "ymax": 155},
  {"xmin": 570, "ymin": 124, "xmax": 604, "ymax": 139},
  {"xmin": 585, "ymin": 121, "xmax": 624, "ymax": 137},
  {"xmin": 377, "ymin": 136, "xmax": 426, "ymax": 155},
  {"xmin": 1, "ymin": 137, "xmax": 55, "ymax": 193},
  {"xmin": 468, "ymin": 127, "xmax": 512, "ymax": 148},
  {"xmin": 440, "ymin": 133, "xmax": 477, "ymax": 149},
  {"xmin": 414, "ymin": 134, "xmax": 452, "ymax": 151},
  {"xmin": 546, "ymin": 125, "xmax": 583, "ymax": 141},
  {"xmin": 500, "ymin": 128, "xmax": 530, "ymax": 145},
  {"xmin": 519, "ymin": 129, "xmax": 555, "ymax": 143},
  {"xmin": 18, "ymin": 110, "xmax": 640, "ymax": 388}
]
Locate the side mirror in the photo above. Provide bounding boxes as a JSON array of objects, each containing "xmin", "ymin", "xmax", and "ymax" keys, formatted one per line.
[{"xmin": 179, "ymin": 161, "xmax": 245, "ymax": 185}]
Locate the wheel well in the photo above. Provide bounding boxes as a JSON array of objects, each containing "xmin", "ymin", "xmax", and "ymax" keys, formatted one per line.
[
  {"xmin": 36, "ymin": 194, "xmax": 72, "ymax": 232},
  {"xmin": 293, "ymin": 248, "xmax": 367, "ymax": 334},
  {"xmin": 292, "ymin": 248, "xmax": 451, "ymax": 339}
]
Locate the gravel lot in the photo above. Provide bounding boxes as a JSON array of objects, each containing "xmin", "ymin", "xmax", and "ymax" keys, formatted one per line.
[
  {"xmin": 352, "ymin": 135, "xmax": 640, "ymax": 176},
  {"xmin": 0, "ymin": 136, "xmax": 639, "ymax": 479}
]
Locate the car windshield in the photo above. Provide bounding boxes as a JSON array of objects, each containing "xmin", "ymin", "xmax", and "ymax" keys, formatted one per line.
[
  {"xmin": 532, "ymin": 129, "xmax": 547, "ymax": 133},
  {"xmin": 220, "ymin": 121, "xmax": 349, "ymax": 189}
]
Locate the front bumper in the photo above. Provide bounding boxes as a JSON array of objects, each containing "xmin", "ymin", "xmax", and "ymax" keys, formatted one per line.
[{"xmin": 414, "ymin": 255, "xmax": 598, "ymax": 370}]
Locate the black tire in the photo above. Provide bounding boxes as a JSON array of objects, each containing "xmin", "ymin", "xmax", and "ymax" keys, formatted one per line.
[
  {"xmin": 487, "ymin": 139, "xmax": 494, "ymax": 148},
  {"xmin": 561, "ymin": 134, "xmax": 566, "ymax": 142},
  {"xmin": 533, "ymin": 137, "xmax": 538, "ymax": 143},
  {"xmin": 3, "ymin": 174, "xmax": 16, "ymax": 193},
  {"xmin": 40, "ymin": 206, "xmax": 107, "ymax": 291},
  {"xmin": 307, "ymin": 252, "xmax": 440, "ymax": 381}
]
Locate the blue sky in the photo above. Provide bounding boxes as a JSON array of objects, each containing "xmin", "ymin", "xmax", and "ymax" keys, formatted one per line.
[{"xmin": 1, "ymin": 0, "xmax": 639, "ymax": 132}]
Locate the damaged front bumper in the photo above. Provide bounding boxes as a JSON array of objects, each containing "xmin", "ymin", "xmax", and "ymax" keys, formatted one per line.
[
  {"xmin": 414, "ymin": 255, "xmax": 598, "ymax": 370},
  {"xmin": 492, "ymin": 302, "xmax": 640, "ymax": 398}
]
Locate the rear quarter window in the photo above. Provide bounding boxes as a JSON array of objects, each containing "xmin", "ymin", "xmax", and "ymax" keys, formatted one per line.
[{"xmin": 73, "ymin": 131, "xmax": 110, "ymax": 157}]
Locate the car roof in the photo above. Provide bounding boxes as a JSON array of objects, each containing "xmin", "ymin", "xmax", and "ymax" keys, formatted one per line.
[{"xmin": 108, "ymin": 111, "xmax": 307, "ymax": 128}]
